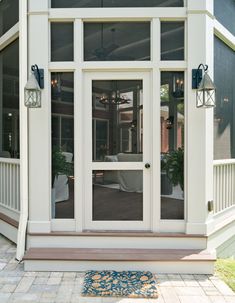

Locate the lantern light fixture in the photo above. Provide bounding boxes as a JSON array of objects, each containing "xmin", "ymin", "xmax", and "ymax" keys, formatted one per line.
[
  {"xmin": 24, "ymin": 65, "xmax": 44, "ymax": 108},
  {"xmin": 192, "ymin": 64, "xmax": 216, "ymax": 108}
]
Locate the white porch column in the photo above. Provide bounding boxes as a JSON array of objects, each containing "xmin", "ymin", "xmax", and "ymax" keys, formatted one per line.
[
  {"xmin": 186, "ymin": 0, "xmax": 214, "ymax": 234},
  {"xmin": 28, "ymin": 0, "xmax": 51, "ymax": 233}
]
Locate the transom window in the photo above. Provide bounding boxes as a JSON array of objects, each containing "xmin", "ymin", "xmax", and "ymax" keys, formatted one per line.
[
  {"xmin": 50, "ymin": 21, "xmax": 185, "ymax": 62},
  {"xmin": 51, "ymin": 23, "xmax": 74, "ymax": 62},
  {"xmin": 84, "ymin": 22, "xmax": 151, "ymax": 61},
  {"xmin": 161, "ymin": 22, "xmax": 185, "ymax": 61}
]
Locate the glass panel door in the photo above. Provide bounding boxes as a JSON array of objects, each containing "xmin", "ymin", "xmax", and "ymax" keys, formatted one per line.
[{"xmin": 84, "ymin": 72, "xmax": 151, "ymax": 230}]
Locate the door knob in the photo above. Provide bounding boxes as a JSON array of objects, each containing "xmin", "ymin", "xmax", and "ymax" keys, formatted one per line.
[{"xmin": 145, "ymin": 163, "xmax": 151, "ymax": 169}]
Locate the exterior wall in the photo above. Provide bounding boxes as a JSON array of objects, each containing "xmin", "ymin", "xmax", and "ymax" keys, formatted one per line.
[
  {"xmin": 217, "ymin": 235, "xmax": 235, "ymax": 259},
  {"xmin": 214, "ymin": 36, "xmax": 235, "ymax": 160},
  {"xmin": 214, "ymin": 0, "xmax": 235, "ymax": 36},
  {"xmin": 208, "ymin": 218, "xmax": 235, "ymax": 256},
  {"xmin": 25, "ymin": 0, "xmax": 217, "ymax": 235},
  {"xmin": 211, "ymin": 0, "xmax": 235, "ymax": 242}
]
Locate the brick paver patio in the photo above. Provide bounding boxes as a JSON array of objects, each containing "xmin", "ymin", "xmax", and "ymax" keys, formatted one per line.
[{"xmin": 0, "ymin": 235, "xmax": 234, "ymax": 303}]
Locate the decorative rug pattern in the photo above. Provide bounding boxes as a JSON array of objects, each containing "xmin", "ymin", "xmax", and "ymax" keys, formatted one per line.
[{"xmin": 82, "ymin": 270, "xmax": 158, "ymax": 298}]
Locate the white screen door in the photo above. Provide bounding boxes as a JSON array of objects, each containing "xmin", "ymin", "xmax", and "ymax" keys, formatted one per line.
[{"xmin": 84, "ymin": 71, "xmax": 151, "ymax": 230}]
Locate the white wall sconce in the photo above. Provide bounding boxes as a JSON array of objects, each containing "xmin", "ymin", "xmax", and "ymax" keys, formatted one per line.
[
  {"xmin": 192, "ymin": 64, "xmax": 216, "ymax": 108},
  {"xmin": 24, "ymin": 65, "xmax": 44, "ymax": 108}
]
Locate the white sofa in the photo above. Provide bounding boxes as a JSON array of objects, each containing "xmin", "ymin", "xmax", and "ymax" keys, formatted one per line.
[
  {"xmin": 117, "ymin": 153, "xmax": 143, "ymax": 193},
  {"xmin": 103, "ymin": 153, "xmax": 143, "ymax": 193},
  {"xmin": 54, "ymin": 152, "xmax": 73, "ymax": 202},
  {"xmin": 103, "ymin": 155, "xmax": 119, "ymax": 184}
]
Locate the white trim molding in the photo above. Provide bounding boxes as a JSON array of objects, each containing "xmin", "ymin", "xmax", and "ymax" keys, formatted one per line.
[
  {"xmin": 48, "ymin": 8, "xmax": 187, "ymax": 20},
  {"xmin": 0, "ymin": 23, "xmax": 19, "ymax": 51},
  {"xmin": 28, "ymin": 221, "xmax": 51, "ymax": 233},
  {"xmin": 187, "ymin": 0, "xmax": 213, "ymax": 16},
  {"xmin": 214, "ymin": 20, "xmax": 235, "ymax": 51}
]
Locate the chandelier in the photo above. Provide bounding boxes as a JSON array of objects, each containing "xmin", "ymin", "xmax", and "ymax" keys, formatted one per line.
[{"xmin": 98, "ymin": 81, "xmax": 131, "ymax": 105}]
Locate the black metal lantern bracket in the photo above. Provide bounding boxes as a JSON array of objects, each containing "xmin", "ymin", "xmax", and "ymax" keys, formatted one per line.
[
  {"xmin": 192, "ymin": 63, "xmax": 208, "ymax": 89},
  {"xmin": 31, "ymin": 64, "xmax": 44, "ymax": 89}
]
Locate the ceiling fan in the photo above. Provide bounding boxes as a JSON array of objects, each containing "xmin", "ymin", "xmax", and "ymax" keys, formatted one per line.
[
  {"xmin": 93, "ymin": 26, "xmax": 119, "ymax": 60},
  {"xmin": 94, "ymin": 27, "xmax": 135, "ymax": 60}
]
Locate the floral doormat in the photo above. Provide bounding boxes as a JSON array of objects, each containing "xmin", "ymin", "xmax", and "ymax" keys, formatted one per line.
[{"xmin": 82, "ymin": 270, "xmax": 158, "ymax": 298}]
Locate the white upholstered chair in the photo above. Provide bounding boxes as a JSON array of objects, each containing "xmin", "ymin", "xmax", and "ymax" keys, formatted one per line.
[
  {"xmin": 0, "ymin": 151, "xmax": 11, "ymax": 158},
  {"xmin": 54, "ymin": 152, "xmax": 73, "ymax": 202},
  {"xmin": 117, "ymin": 153, "xmax": 143, "ymax": 193}
]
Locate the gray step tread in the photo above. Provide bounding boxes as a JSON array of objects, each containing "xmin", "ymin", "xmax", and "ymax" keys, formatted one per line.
[{"xmin": 24, "ymin": 248, "xmax": 216, "ymax": 262}]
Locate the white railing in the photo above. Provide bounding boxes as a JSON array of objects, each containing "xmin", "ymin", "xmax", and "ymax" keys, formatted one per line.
[
  {"xmin": 213, "ymin": 159, "xmax": 235, "ymax": 214},
  {"xmin": 0, "ymin": 158, "xmax": 20, "ymax": 213}
]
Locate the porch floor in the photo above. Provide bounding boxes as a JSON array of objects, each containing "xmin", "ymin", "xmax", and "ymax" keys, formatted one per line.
[
  {"xmin": 55, "ymin": 183, "xmax": 184, "ymax": 220},
  {"xmin": 0, "ymin": 235, "xmax": 234, "ymax": 303}
]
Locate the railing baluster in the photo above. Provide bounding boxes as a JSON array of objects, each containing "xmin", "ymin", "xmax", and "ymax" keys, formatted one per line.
[
  {"xmin": 232, "ymin": 163, "xmax": 234, "ymax": 207},
  {"xmin": 229, "ymin": 164, "xmax": 232, "ymax": 207},
  {"xmin": 0, "ymin": 158, "xmax": 20, "ymax": 214},
  {"xmin": 213, "ymin": 160, "xmax": 235, "ymax": 215},
  {"xmin": 216, "ymin": 166, "xmax": 219, "ymax": 213},
  {"xmin": 7, "ymin": 164, "xmax": 9, "ymax": 208},
  {"xmin": 0, "ymin": 164, "xmax": 1, "ymax": 203},
  {"xmin": 16, "ymin": 164, "xmax": 19, "ymax": 212},
  {"xmin": 220, "ymin": 165, "xmax": 223, "ymax": 212},
  {"xmin": 0, "ymin": 163, "xmax": 1, "ymax": 203},
  {"xmin": 226, "ymin": 164, "xmax": 228, "ymax": 209}
]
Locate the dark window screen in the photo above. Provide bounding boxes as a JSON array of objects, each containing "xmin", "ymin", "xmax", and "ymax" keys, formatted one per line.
[
  {"xmin": 0, "ymin": 0, "xmax": 19, "ymax": 37},
  {"xmin": 51, "ymin": 23, "xmax": 74, "ymax": 62},
  {"xmin": 214, "ymin": 37, "xmax": 235, "ymax": 160},
  {"xmin": 161, "ymin": 22, "xmax": 184, "ymax": 61},
  {"xmin": 160, "ymin": 72, "xmax": 184, "ymax": 220},
  {"xmin": 51, "ymin": 0, "xmax": 183, "ymax": 8},
  {"xmin": 84, "ymin": 22, "xmax": 150, "ymax": 61},
  {"xmin": 214, "ymin": 0, "xmax": 235, "ymax": 36},
  {"xmin": 51, "ymin": 72, "xmax": 75, "ymax": 219},
  {"xmin": 0, "ymin": 39, "xmax": 19, "ymax": 158}
]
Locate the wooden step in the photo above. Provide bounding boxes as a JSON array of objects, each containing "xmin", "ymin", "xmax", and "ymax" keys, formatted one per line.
[
  {"xmin": 23, "ymin": 248, "xmax": 216, "ymax": 274},
  {"xmin": 24, "ymin": 247, "xmax": 214, "ymax": 262}
]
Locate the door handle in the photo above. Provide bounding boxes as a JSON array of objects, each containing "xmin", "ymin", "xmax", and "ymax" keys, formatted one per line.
[{"xmin": 145, "ymin": 163, "xmax": 151, "ymax": 169}]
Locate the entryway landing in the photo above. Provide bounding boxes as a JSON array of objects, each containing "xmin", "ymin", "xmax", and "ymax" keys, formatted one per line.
[{"xmin": 1, "ymin": 235, "xmax": 234, "ymax": 303}]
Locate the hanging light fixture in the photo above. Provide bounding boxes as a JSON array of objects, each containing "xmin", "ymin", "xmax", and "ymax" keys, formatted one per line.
[
  {"xmin": 24, "ymin": 65, "xmax": 44, "ymax": 108},
  {"xmin": 99, "ymin": 81, "xmax": 131, "ymax": 105},
  {"xmin": 192, "ymin": 64, "xmax": 216, "ymax": 108},
  {"xmin": 172, "ymin": 75, "xmax": 184, "ymax": 99}
]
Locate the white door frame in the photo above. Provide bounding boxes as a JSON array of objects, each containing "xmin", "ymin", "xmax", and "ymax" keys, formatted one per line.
[{"xmin": 83, "ymin": 71, "xmax": 152, "ymax": 231}]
